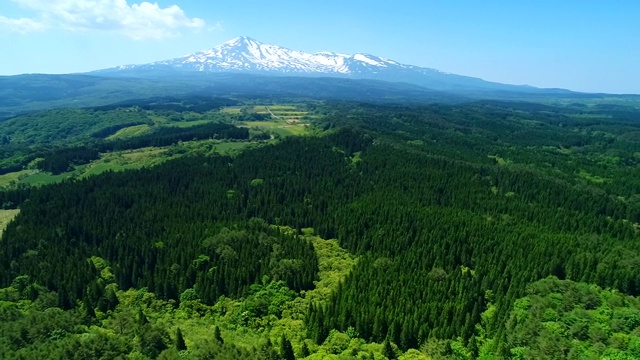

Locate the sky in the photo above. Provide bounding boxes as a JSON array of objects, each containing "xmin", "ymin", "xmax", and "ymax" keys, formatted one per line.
[{"xmin": 1, "ymin": 0, "xmax": 638, "ymax": 94}]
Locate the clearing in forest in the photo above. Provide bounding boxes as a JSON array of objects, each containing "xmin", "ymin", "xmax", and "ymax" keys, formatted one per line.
[
  {"xmin": 0, "ymin": 209, "xmax": 19, "ymax": 238},
  {"xmin": 223, "ymin": 104, "xmax": 313, "ymax": 136}
]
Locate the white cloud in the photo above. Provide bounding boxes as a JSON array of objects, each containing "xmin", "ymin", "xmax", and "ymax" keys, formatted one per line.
[
  {"xmin": 0, "ymin": 15, "xmax": 47, "ymax": 33},
  {"xmin": 207, "ymin": 21, "xmax": 223, "ymax": 32},
  {"xmin": 4, "ymin": 0, "xmax": 206, "ymax": 40}
]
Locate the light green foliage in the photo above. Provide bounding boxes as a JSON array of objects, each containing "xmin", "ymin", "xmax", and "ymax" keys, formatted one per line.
[
  {"xmin": 324, "ymin": 329, "xmax": 352, "ymax": 354},
  {"xmin": 2, "ymin": 140, "xmax": 262, "ymax": 189},
  {"xmin": 578, "ymin": 169, "xmax": 611, "ymax": 184},
  {"xmin": 90, "ymin": 256, "xmax": 116, "ymax": 284},
  {"xmin": 180, "ymin": 289, "xmax": 199, "ymax": 303},
  {"xmin": 450, "ymin": 338, "xmax": 472, "ymax": 359},
  {"xmin": 303, "ymin": 235, "xmax": 357, "ymax": 305},
  {"xmin": 230, "ymin": 104, "xmax": 312, "ymax": 137},
  {"xmin": 487, "ymin": 155, "xmax": 511, "ymax": 166},
  {"xmin": 0, "ymin": 170, "xmax": 34, "ymax": 188},
  {"xmin": 233, "ymin": 281, "xmax": 297, "ymax": 322},
  {"xmin": 20, "ymin": 170, "xmax": 74, "ymax": 186},
  {"xmin": 350, "ymin": 151, "xmax": 362, "ymax": 165},
  {"xmin": 399, "ymin": 349, "xmax": 431, "ymax": 359},
  {"xmin": 0, "ymin": 209, "xmax": 19, "ymax": 238},
  {"xmin": 478, "ymin": 276, "xmax": 640, "ymax": 359},
  {"xmin": 107, "ymin": 124, "xmax": 153, "ymax": 140}
]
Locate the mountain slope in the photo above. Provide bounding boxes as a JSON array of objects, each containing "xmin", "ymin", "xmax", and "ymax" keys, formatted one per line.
[
  {"xmin": 94, "ymin": 36, "xmax": 570, "ymax": 94},
  {"xmin": 105, "ymin": 36, "xmax": 408, "ymax": 75}
]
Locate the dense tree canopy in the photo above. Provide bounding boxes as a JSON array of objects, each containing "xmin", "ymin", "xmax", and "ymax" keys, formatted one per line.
[{"xmin": 2, "ymin": 98, "xmax": 640, "ymax": 358}]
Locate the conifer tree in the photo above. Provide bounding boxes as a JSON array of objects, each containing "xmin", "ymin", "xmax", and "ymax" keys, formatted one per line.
[
  {"xmin": 214, "ymin": 325, "xmax": 224, "ymax": 344},
  {"xmin": 138, "ymin": 308, "xmax": 148, "ymax": 327},
  {"xmin": 280, "ymin": 333, "xmax": 295, "ymax": 360},
  {"xmin": 300, "ymin": 342, "xmax": 310, "ymax": 358},
  {"xmin": 175, "ymin": 327, "xmax": 186, "ymax": 351},
  {"xmin": 382, "ymin": 338, "xmax": 395, "ymax": 360}
]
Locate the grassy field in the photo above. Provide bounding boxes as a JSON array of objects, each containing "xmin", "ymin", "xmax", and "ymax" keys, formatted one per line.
[
  {"xmin": 164, "ymin": 120, "xmax": 212, "ymax": 128},
  {"xmin": 222, "ymin": 105, "xmax": 311, "ymax": 119},
  {"xmin": 221, "ymin": 105, "xmax": 271, "ymax": 115},
  {"xmin": 220, "ymin": 104, "xmax": 314, "ymax": 136},
  {"xmin": 0, "ymin": 169, "xmax": 36, "ymax": 188},
  {"xmin": 107, "ymin": 124, "xmax": 153, "ymax": 140},
  {"xmin": 21, "ymin": 171, "xmax": 76, "ymax": 186},
  {"xmin": 0, "ymin": 209, "xmax": 20, "ymax": 238},
  {"xmin": 4, "ymin": 140, "xmax": 265, "ymax": 188},
  {"xmin": 0, "ymin": 105, "xmax": 307, "ymax": 188},
  {"xmin": 238, "ymin": 121, "xmax": 310, "ymax": 137}
]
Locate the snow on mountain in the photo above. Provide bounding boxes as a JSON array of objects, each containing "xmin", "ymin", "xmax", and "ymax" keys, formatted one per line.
[
  {"xmin": 95, "ymin": 36, "xmax": 549, "ymax": 93},
  {"xmin": 103, "ymin": 36, "xmax": 438, "ymax": 76}
]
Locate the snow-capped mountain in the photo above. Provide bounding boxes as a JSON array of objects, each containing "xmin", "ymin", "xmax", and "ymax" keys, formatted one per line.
[
  {"xmin": 97, "ymin": 36, "xmax": 562, "ymax": 94},
  {"xmin": 112, "ymin": 36, "xmax": 422, "ymax": 75}
]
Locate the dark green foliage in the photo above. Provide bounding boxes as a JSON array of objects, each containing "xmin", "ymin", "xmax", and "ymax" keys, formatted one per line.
[
  {"xmin": 0, "ymin": 305, "xmax": 115, "ymax": 359},
  {"xmin": 0, "ymin": 144, "xmax": 320, "ymax": 307},
  {"xmin": 35, "ymin": 146, "xmax": 100, "ymax": 174},
  {"xmin": 140, "ymin": 324, "xmax": 169, "ymax": 358},
  {"xmin": 235, "ymin": 112, "xmax": 269, "ymax": 122},
  {"xmin": 280, "ymin": 333, "xmax": 295, "ymax": 360},
  {"xmin": 91, "ymin": 96, "xmax": 238, "ymax": 113},
  {"xmin": 382, "ymin": 338, "xmax": 395, "ymax": 359},
  {"xmin": 257, "ymin": 338, "xmax": 280, "ymax": 360},
  {"xmin": 214, "ymin": 325, "xmax": 224, "ymax": 344},
  {"xmin": 0, "ymin": 187, "xmax": 33, "ymax": 209},
  {"xmin": 175, "ymin": 327, "xmax": 186, "ymax": 351},
  {"xmin": 0, "ymin": 108, "xmax": 154, "ymax": 145},
  {"xmin": 300, "ymin": 342, "xmax": 310, "ymax": 357},
  {"xmin": 59, "ymin": 332, "xmax": 132, "ymax": 360},
  {"xmin": 187, "ymin": 339, "xmax": 258, "ymax": 360},
  {"xmin": 0, "ymin": 99, "xmax": 248, "ymax": 178},
  {"xmin": 138, "ymin": 308, "xmax": 148, "ymax": 327},
  {"xmin": 3, "ymin": 100, "xmax": 640, "ymax": 358}
]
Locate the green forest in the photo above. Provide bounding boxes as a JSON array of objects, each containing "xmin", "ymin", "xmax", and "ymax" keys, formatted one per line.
[{"xmin": 2, "ymin": 97, "xmax": 640, "ymax": 359}]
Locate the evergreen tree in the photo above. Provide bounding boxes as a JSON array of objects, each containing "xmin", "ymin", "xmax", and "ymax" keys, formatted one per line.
[
  {"xmin": 300, "ymin": 342, "xmax": 310, "ymax": 358},
  {"xmin": 176, "ymin": 327, "xmax": 186, "ymax": 351},
  {"xmin": 214, "ymin": 325, "xmax": 224, "ymax": 344},
  {"xmin": 382, "ymin": 338, "xmax": 395, "ymax": 360},
  {"xmin": 280, "ymin": 333, "xmax": 295, "ymax": 360},
  {"xmin": 139, "ymin": 325, "xmax": 168, "ymax": 359},
  {"xmin": 83, "ymin": 295, "xmax": 96, "ymax": 320},
  {"xmin": 138, "ymin": 309, "xmax": 148, "ymax": 327},
  {"xmin": 257, "ymin": 339, "xmax": 279, "ymax": 360}
]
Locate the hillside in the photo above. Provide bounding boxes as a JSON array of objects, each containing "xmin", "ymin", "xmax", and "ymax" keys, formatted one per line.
[
  {"xmin": 2, "ymin": 98, "xmax": 640, "ymax": 358},
  {"xmin": 0, "ymin": 73, "xmax": 466, "ymax": 120}
]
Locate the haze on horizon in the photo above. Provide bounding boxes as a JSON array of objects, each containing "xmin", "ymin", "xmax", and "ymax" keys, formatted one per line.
[{"xmin": 0, "ymin": 0, "xmax": 638, "ymax": 94}]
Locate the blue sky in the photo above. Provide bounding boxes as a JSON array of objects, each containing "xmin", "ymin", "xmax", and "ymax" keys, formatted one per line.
[{"xmin": 1, "ymin": 0, "xmax": 638, "ymax": 94}]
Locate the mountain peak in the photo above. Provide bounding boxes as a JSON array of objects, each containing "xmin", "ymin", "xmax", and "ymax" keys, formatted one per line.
[
  {"xmin": 223, "ymin": 36, "xmax": 261, "ymax": 46},
  {"xmin": 95, "ymin": 37, "xmax": 545, "ymax": 93}
]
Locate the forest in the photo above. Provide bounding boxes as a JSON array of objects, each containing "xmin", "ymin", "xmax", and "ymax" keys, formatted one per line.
[{"xmin": 1, "ymin": 97, "xmax": 640, "ymax": 359}]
